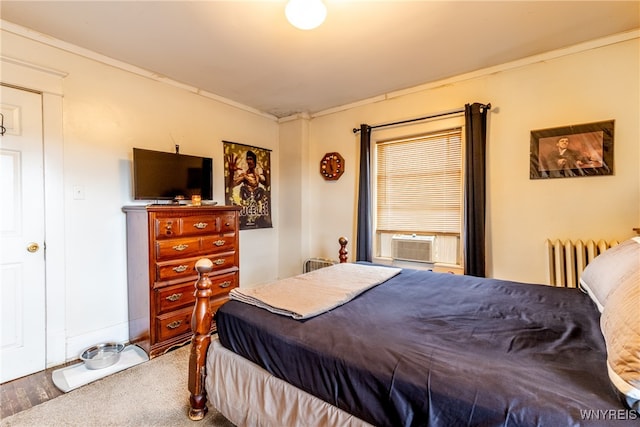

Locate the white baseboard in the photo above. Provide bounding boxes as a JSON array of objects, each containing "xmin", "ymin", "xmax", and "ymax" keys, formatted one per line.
[
  {"xmin": 64, "ymin": 322, "xmax": 130, "ymax": 362},
  {"xmin": 46, "ymin": 328, "xmax": 67, "ymax": 368}
]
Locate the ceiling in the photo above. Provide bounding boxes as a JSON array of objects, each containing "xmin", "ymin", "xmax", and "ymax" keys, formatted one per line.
[{"xmin": 1, "ymin": 1, "xmax": 638, "ymax": 118}]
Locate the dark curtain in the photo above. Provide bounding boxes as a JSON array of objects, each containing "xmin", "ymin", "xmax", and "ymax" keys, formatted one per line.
[
  {"xmin": 356, "ymin": 124, "xmax": 372, "ymax": 262},
  {"xmin": 464, "ymin": 103, "xmax": 489, "ymax": 277}
]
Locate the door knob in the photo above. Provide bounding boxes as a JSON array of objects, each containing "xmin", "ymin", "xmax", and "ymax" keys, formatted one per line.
[{"xmin": 26, "ymin": 242, "xmax": 40, "ymax": 253}]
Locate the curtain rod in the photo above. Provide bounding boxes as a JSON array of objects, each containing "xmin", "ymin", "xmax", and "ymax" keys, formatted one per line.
[{"xmin": 352, "ymin": 103, "xmax": 491, "ymax": 133}]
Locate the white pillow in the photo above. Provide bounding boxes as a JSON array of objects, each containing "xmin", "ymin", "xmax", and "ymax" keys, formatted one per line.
[
  {"xmin": 579, "ymin": 238, "xmax": 640, "ymax": 312},
  {"xmin": 599, "ymin": 238, "xmax": 640, "ymax": 410}
]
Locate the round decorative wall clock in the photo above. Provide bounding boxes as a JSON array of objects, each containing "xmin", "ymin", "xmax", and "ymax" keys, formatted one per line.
[{"xmin": 320, "ymin": 152, "xmax": 344, "ymax": 180}]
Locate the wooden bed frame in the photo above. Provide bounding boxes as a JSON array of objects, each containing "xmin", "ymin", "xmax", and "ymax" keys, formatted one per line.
[{"xmin": 187, "ymin": 237, "xmax": 350, "ymax": 420}]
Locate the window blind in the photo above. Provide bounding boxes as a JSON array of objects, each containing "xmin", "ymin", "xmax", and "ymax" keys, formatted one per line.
[{"xmin": 376, "ymin": 128, "xmax": 462, "ymax": 234}]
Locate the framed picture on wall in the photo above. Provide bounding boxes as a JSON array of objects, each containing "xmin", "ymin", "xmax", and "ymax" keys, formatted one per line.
[
  {"xmin": 529, "ymin": 120, "xmax": 614, "ymax": 179},
  {"xmin": 223, "ymin": 140, "xmax": 273, "ymax": 230}
]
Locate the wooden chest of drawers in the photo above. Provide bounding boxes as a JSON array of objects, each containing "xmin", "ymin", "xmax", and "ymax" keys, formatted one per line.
[{"xmin": 123, "ymin": 205, "xmax": 240, "ymax": 358}]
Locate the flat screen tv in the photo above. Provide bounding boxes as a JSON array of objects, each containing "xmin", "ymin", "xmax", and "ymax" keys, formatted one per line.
[{"xmin": 132, "ymin": 148, "xmax": 213, "ymax": 201}]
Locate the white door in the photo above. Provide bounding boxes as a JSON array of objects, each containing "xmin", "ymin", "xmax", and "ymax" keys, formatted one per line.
[{"xmin": 0, "ymin": 85, "xmax": 46, "ymax": 383}]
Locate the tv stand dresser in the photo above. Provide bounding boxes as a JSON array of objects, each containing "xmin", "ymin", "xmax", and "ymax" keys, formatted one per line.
[{"xmin": 123, "ymin": 205, "xmax": 240, "ymax": 358}]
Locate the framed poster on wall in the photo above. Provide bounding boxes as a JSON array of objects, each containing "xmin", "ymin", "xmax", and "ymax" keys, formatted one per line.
[
  {"xmin": 223, "ymin": 140, "xmax": 272, "ymax": 229},
  {"xmin": 530, "ymin": 120, "xmax": 614, "ymax": 179}
]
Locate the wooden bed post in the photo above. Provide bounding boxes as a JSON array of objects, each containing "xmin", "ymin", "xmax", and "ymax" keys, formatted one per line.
[
  {"xmin": 187, "ymin": 238, "xmax": 348, "ymax": 421},
  {"xmin": 188, "ymin": 259, "xmax": 214, "ymax": 421},
  {"xmin": 339, "ymin": 236, "xmax": 348, "ymax": 263}
]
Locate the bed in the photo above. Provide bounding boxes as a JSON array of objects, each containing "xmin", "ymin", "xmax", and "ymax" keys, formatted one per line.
[{"xmin": 187, "ymin": 237, "xmax": 640, "ymax": 426}]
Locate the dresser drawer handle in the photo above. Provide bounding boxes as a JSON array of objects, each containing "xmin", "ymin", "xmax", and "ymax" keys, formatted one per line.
[
  {"xmin": 166, "ymin": 320, "xmax": 182, "ymax": 329},
  {"xmin": 213, "ymin": 239, "xmax": 226, "ymax": 246},
  {"xmin": 165, "ymin": 293, "xmax": 183, "ymax": 302},
  {"xmin": 172, "ymin": 265, "xmax": 189, "ymax": 273},
  {"xmin": 193, "ymin": 222, "xmax": 208, "ymax": 229},
  {"xmin": 219, "ymin": 281, "xmax": 231, "ymax": 288},
  {"xmin": 172, "ymin": 244, "xmax": 189, "ymax": 251},
  {"xmin": 213, "ymin": 259, "xmax": 225, "ymax": 265}
]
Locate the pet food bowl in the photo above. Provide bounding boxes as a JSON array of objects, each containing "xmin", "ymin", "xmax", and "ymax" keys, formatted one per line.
[{"xmin": 80, "ymin": 342, "xmax": 125, "ymax": 370}]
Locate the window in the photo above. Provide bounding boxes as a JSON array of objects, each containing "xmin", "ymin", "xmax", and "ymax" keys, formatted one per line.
[{"xmin": 375, "ymin": 128, "xmax": 462, "ymax": 265}]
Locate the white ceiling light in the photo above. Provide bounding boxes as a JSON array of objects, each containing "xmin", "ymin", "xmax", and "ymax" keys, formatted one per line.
[{"xmin": 285, "ymin": 0, "xmax": 327, "ymax": 30}]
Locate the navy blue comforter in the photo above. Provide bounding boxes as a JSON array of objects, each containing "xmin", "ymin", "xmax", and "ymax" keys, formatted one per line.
[{"xmin": 216, "ymin": 267, "xmax": 632, "ymax": 426}]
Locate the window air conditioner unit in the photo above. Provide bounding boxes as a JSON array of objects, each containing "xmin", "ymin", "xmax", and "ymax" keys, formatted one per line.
[{"xmin": 391, "ymin": 234, "xmax": 435, "ymax": 263}]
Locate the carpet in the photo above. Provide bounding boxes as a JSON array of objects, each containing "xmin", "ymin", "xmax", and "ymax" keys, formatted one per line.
[{"xmin": 0, "ymin": 344, "xmax": 235, "ymax": 427}]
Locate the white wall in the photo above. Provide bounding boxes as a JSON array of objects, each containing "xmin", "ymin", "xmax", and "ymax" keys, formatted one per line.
[
  {"xmin": 1, "ymin": 29, "xmax": 280, "ymax": 363},
  {"xmin": 304, "ymin": 34, "xmax": 640, "ymax": 284},
  {"xmin": 278, "ymin": 116, "xmax": 311, "ymax": 279}
]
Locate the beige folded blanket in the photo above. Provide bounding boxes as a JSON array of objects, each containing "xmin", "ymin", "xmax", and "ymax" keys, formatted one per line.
[{"xmin": 229, "ymin": 263, "xmax": 402, "ymax": 320}]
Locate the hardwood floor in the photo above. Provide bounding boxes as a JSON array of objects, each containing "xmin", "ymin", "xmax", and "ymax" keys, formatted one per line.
[{"xmin": 0, "ymin": 361, "xmax": 77, "ymax": 419}]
